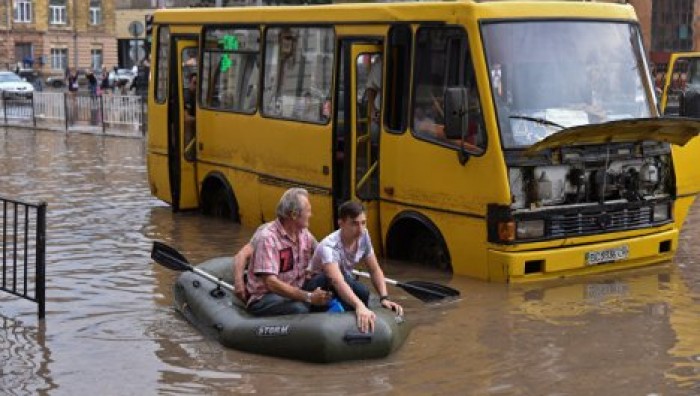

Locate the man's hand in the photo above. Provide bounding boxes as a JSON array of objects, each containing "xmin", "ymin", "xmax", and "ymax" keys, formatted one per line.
[
  {"xmin": 233, "ymin": 278, "xmax": 248, "ymax": 303},
  {"xmin": 381, "ymin": 299, "xmax": 403, "ymax": 316},
  {"xmin": 355, "ymin": 305, "xmax": 376, "ymax": 333},
  {"xmin": 308, "ymin": 287, "xmax": 331, "ymax": 306}
]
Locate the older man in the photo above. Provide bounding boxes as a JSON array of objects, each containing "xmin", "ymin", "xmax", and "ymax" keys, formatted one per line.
[{"xmin": 245, "ymin": 188, "xmax": 331, "ymax": 316}]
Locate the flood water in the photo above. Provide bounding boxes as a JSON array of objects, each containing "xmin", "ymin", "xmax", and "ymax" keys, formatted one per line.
[{"xmin": 0, "ymin": 129, "xmax": 699, "ymax": 395}]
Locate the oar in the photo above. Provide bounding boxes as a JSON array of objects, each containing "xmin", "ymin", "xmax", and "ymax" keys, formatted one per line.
[
  {"xmin": 151, "ymin": 241, "xmax": 235, "ymax": 292},
  {"xmin": 351, "ymin": 269, "xmax": 460, "ymax": 303}
]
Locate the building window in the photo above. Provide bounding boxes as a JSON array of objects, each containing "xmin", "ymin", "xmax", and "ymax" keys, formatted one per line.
[
  {"xmin": 90, "ymin": 0, "xmax": 102, "ymax": 25},
  {"xmin": 652, "ymin": 0, "xmax": 694, "ymax": 52},
  {"xmin": 15, "ymin": 43, "xmax": 34, "ymax": 67},
  {"xmin": 49, "ymin": 0, "xmax": 67, "ymax": 25},
  {"xmin": 91, "ymin": 49, "xmax": 103, "ymax": 71},
  {"xmin": 14, "ymin": 0, "xmax": 32, "ymax": 23},
  {"xmin": 51, "ymin": 48, "xmax": 68, "ymax": 71}
]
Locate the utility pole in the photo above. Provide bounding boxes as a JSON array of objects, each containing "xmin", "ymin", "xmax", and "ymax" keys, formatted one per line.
[
  {"xmin": 73, "ymin": 0, "xmax": 78, "ymax": 69},
  {"xmin": 6, "ymin": 0, "xmax": 11, "ymax": 68}
]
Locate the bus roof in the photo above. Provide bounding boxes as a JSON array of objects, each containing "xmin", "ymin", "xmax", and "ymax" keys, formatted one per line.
[{"xmin": 152, "ymin": 1, "xmax": 637, "ymax": 25}]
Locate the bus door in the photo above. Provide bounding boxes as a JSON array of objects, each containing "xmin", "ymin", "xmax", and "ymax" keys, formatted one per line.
[
  {"xmin": 662, "ymin": 53, "xmax": 700, "ymax": 227},
  {"xmin": 167, "ymin": 37, "xmax": 199, "ymax": 211},
  {"xmin": 347, "ymin": 43, "xmax": 383, "ymax": 250}
]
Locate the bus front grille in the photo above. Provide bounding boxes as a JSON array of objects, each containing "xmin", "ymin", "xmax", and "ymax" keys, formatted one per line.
[{"xmin": 549, "ymin": 206, "xmax": 653, "ymax": 237}]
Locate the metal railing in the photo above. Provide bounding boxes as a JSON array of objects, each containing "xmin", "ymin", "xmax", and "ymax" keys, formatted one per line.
[
  {"xmin": 1, "ymin": 91, "xmax": 145, "ymax": 137},
  {"xmin": 0, "ymin": 197, "xmax": 47, "ymax": 319}
]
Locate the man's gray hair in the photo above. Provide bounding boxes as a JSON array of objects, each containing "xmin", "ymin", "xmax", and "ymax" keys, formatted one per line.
[{"xmin": 276, "ymin": 188, "xmax": 309, "ymax": 219}]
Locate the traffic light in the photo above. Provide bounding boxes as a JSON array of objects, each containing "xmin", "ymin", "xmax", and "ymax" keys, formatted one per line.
[{"xmin": 145, "ymin": 14, "xmax": 154, "ymax": 54}]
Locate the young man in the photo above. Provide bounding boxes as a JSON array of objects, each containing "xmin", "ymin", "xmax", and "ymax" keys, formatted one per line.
[
  {"xmin": 306, "ymin": 201, "xmax": 403, "ymax": 333},
  {"xmin": 244, "ymin": 188, "xmax": 331, "ymax": 316}
]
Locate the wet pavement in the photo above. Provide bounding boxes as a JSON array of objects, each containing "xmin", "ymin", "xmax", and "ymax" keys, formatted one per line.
[{"xmin": 0, "ymin": 128, "xmax": 699, "ymax": 395}]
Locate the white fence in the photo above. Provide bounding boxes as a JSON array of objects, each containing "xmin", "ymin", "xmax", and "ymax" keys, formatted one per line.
[
  {"xmin": 34, "ymin": 92, "xmax": 64, "ymax": 120},
  {"xmin": 0, "ymin": 92, "xmax": 145, "ymax": 137}
]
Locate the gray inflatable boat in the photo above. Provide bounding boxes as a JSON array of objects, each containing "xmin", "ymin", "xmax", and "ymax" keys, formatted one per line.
[{"xmin": 173, "ymin": 257, "xmax": 410, "ymax": 363}]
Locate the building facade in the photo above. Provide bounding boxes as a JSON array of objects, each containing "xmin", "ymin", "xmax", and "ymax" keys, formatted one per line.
[
  {"xmin": 0, "ymin": 0, "xmax": 117, "ymax": 74},
  {"xmin": 610, "ymin": 0, "xmax": 700, "ymax": 69}
]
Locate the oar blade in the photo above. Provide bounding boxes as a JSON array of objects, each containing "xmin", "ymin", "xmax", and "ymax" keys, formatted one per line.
[
  {"xmin": 152, "ymin": 241, "xmax": 190, "ymax": 263},
  {"xmin": 398, "ymin": 280, "xmax": 460, "ymax": 302},
  {"xmin": 151, "ymin": 241, "xmax": 193, "ymax": 272}
]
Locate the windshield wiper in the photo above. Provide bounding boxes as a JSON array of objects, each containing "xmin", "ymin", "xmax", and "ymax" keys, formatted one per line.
[{"xmin": 509, "ymin": 115, "xmax": 565, "ymax": 129}]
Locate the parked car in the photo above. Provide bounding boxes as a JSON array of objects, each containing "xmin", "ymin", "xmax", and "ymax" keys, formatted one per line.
[
  {"xmin": 0, "ymin": 71, "xmax": 34, "ymax": 98},
  {"xmin": 17, "ymin": 69, "xmax": 43, "ymax": 91},
  {"xmin": 108, "ymin": 69, "xmax": 136, "ymax": 89},
  {"xmin": 46, "ymin": 73, "xmax": 66, "ymax": 88}
]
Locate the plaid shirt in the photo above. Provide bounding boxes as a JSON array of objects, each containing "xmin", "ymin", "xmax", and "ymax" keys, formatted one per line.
[{"xmin": 246, "ymin": 219, "xmax": 317, "ymax": 305}]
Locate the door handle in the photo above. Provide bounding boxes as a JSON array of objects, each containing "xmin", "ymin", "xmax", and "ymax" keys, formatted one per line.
[{"xmin": 384, "ymin": 186, "xmax": 394, "ymax": 196}]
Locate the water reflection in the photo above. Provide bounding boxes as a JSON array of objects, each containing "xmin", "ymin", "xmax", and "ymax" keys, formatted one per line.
[
  {"xmin": 0, "ymin": 312, "xmax": 55, "ymax": 395},
  {"xmin": 0, "ymin": 129, "xmax": 698, "ymax": 394},
  {"xmin": 505, "ymin": 267, "xmax": 700, "ymax": 394}
]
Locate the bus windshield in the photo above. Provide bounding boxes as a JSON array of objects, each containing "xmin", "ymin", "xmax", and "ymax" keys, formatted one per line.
[{"xmin": 482, "ymin": 21, "xmax": 652, "ymax": 149}]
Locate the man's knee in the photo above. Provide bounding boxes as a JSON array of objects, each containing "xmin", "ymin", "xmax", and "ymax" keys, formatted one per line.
[
  {"xmin": 348, "ymin": 277, "xmax": 370, "ymax": 305},
  {"xmin": 248, "ymin": 293, "xmax": 310, "ymax": 316},
  {"xmin": 303, "ymin": 273, "xmax": 329, "ymax": 291},
  {"xmin": 285, "ymin": 302, "xmax": 310, "ymax": 315}
]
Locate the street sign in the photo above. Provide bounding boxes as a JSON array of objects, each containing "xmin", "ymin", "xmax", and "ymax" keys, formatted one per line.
[{"xmin": 129, "ymin": 21, "xmax": 144, "ymax": 38}]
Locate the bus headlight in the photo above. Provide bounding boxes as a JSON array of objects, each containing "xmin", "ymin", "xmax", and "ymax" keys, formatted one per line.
[
  {"xmin": 653, "ymin": 202, "xmax": 670, "ymax": 222},
  {"xmin": 516, "ymin": 219, "xmax": 545, "ymax": 239}
]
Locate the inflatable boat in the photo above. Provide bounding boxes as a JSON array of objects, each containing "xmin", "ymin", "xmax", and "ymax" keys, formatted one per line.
[{"xmin": 172, "ymin": 257, "xmax": 410, "ymax": 363}]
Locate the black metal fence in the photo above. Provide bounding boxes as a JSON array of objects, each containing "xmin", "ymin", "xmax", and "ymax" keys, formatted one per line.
[{"xmin": 0, "ymin": 197, "xmax": 47, "ymax": 319}]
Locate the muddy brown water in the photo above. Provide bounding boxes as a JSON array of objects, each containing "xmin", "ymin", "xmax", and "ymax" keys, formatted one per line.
[{"xmin": 0, "ymin": 129, "xmax": 698, "ymax": 395}]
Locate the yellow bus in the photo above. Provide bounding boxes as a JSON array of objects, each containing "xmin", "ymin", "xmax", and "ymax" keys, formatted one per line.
[{"xmin": 147, "ymin": 1, "xmax": 700, "ymax": 282}]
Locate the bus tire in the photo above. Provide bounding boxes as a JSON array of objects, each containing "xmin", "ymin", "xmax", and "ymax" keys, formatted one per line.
[
  {"xmin": 200, "ymin": 174, "xmax": 240, "ymax": 222},
  {"xmin": 386, "ymin": 212, "xmax": 452, "ymax": 272}
]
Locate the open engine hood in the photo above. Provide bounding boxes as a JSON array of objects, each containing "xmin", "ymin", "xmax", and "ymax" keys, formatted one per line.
[{"xmin": 524, "ymin": 117, "xmax": 700, "ymax": 156}]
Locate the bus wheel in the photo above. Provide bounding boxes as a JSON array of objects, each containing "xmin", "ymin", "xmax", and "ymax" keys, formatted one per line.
[
  {"xmin": 209, "ymin": 189, "xmax": 233, "ymax": 218},
  {"xmin": 201, "ymin": 182, "xmax": 239, "ymax": 221},
  {"xmin": 411, "ymin": 230, "xmax": 452, "ymax": 272}
]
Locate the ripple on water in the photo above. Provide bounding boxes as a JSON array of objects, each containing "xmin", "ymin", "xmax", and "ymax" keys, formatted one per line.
[{"xmin": 1, "ymin": 129, "xmax": 700, "ymax": 395}]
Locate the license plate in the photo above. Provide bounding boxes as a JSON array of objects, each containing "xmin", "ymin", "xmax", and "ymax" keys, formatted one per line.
[{"xmin": 585, "ymin": 245, "xmax": 629, "ymax": 266}]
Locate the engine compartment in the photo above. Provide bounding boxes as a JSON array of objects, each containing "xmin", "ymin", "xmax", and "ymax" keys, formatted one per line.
[{"xmin": 508, "ymin": 142, "xmax": 673, "ymax": 211}]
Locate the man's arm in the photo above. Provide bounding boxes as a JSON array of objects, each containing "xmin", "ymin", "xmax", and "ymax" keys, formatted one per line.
[
  {"xmin": 260, "ymin": 274, "xmax": 329, "ymax": 306},
  {"xmin": 232, "ymin": 242, "xmax": 253, "ymax": 302},
  {"xmin": 365, "ymin": 252, "xmax": 404, "ymax": 316},
  {"xmin": 325, "ymin": 262, "xmax": 376, "ymax": 333}
]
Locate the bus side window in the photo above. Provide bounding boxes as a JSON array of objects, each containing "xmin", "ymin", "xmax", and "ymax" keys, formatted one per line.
[
  {"xmin": 262, "ymin": 27, "xmax": 334, "ymax": 123},
  {"xmin": 411, "ymin": 27, "xmax": 485, "ymax": 153},
  {"xmin": 201, "ymin": 26, "xmax": 260, "ymax": 114},
  {"xmin": 385, "ymin": 24, "xmax": 412, "ymax": 133},
  {"xmin": 155, "ymin": 26, "xmax": 170, "ymax": 104}
]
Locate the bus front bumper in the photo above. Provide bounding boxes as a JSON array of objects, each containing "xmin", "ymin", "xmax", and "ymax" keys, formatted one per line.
[{"xmin": 487, "ymin": 228, "xmax": 678, "ymax": 283}]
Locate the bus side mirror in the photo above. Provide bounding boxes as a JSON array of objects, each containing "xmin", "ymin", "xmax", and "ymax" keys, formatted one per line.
[{"xmin": 444, "ymin": 87, "xmax": 468, "ymax": 140}]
